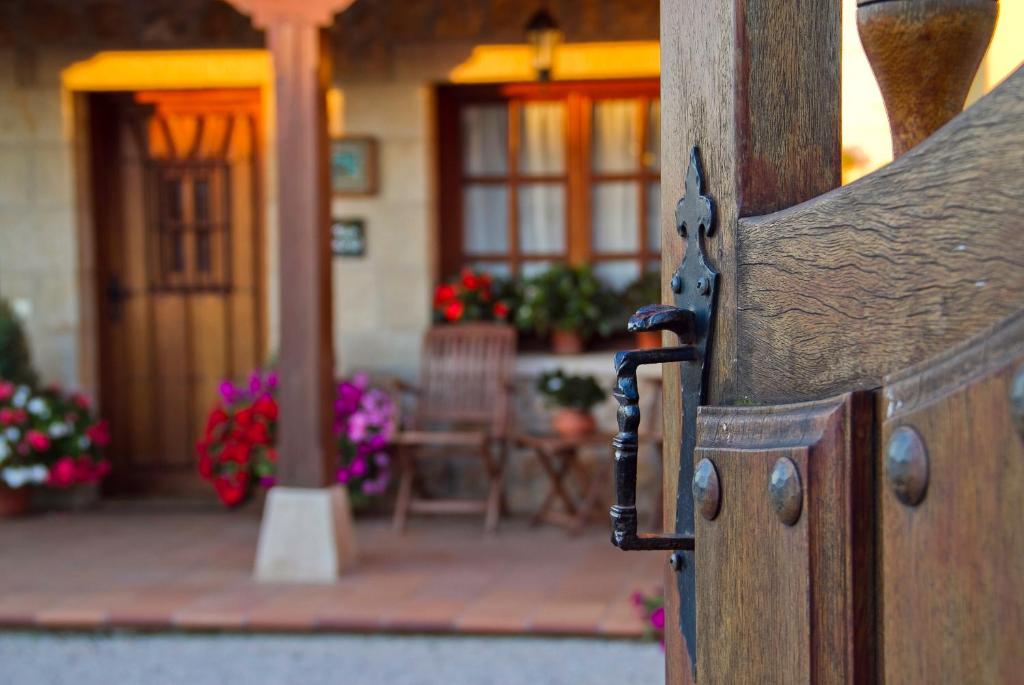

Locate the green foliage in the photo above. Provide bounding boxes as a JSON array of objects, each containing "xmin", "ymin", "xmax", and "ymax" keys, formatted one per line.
[
  {"xmin": 614, "ymin": 269, "xmax": 662, "ymax": 330},
  {"xmin": 0, "ymin": 299, "xmax": 38, "ymax": 387},
  {"xmin": 513, "ymin": 264, "xmax": 618, "ymax": 340},
  {"xmin": 536, "ymin": 369, "xmax": 605, "ymax": 412}
]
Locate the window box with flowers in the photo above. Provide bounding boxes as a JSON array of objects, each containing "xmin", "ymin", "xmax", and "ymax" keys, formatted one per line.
[
  {"xmin": 432, "ymin": 268, "xmax": 514, "ymax": 325},
  {"xmin": 196, "ymin": 370, "xmax": 396, "ymax": 509}
]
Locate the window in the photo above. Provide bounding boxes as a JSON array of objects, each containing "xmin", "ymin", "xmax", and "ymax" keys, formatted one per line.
[
  {"xmin": 438, "ymin": 81, "xmax": 660, "ymax": 288},
  {"xmin": 148, "ymin": 161, "xmax": 231, "ymax": 291}
]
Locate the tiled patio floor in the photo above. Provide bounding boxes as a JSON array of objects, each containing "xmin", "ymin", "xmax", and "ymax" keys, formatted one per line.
[{"xmin": 0, "ymin": 502, "xmax": 664, "ymax": 637}]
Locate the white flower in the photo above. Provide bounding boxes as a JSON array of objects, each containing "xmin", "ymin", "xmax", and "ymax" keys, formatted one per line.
[
  {"xmin": 11, "ymin": 386, "xmax": 29, "ymax": 408},
  {"xmin": 0, "ymin": 440, "xmax": 9, "ymax": 463},
  {"xmin": 48, "ymin": 422, "xmax": 70, "ymax": 438},
  {"xmin": 2, "ymin": 465, "xmax": 48, "ymax": 488},
  {"xmin": 78, "ymin": 435, "xmax": 91, "ymax": 450},
  {"xmin": 4, "ymin": 427, "xmax": 19, "ymax": 442},
  {"xmin": 27, "ymin": 397, "xmax": 49, "ymax": 418}
]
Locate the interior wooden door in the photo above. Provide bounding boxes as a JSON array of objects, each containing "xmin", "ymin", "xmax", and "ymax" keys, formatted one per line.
[
  {"xmin": 644, "ymin": 1, "xmax": 1023, "ymax": 682},
  {"xmin": 91, "ymin": 89, "xmax": 265, "ymax": 495}
]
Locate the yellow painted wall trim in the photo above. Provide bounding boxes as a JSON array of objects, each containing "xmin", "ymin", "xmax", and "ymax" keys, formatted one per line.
[
  {"xmin": 449, "ymin": 41, "xmax": 659, "ymax": 83},
  {"xmin": 62, "ymin": 50, "xmax": 271, "ymax": 92}
]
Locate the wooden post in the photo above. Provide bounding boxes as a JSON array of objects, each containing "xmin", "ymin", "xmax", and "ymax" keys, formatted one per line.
[
  {"xmin": 226, "ymin": 0, "xmax": 358, "ymax": 580},
  {"xmin": 658, "ymin": 1, "xmax": 841, "ymax": 681},
  {"xmin": 265, "ymin": 16, "xmax": 333, "ymax": 488}
]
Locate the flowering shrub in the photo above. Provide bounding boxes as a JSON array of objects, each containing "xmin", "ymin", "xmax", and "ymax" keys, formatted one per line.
[
  {"xmin": 196, "ymin": 370, "xmax": 396, "ymax": 508},
  {"xmin": 631, "ymin": 589, "xmax": 666, "ymax": 647},
  {"xmin": 0, "ymin": 381, "xmax": 110, "ymax": 490},
  {"xmin": 433, "ymin": 268, "xmax": 512, "ymax": 323}
]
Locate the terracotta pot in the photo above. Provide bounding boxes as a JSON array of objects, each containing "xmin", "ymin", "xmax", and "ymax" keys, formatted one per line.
[
  {"xmin": 551, "ymin": 329, "xmax": 584, "ymax": 355},
  {"xmin": 552, "ymin": 408, "xmax": 597, "ymax": 439},
  {"xmin": 0, "ymin": 485, "xmax": 31, "ymax": 518},
  {"xmin": 635, "ymin": 331, "xmax": 663, "ymax": 349}
]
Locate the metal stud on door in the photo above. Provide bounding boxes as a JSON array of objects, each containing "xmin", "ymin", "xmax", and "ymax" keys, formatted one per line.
[{"xmin": 609, "ymin": 147, "xmax": 718, "ymax": 677}]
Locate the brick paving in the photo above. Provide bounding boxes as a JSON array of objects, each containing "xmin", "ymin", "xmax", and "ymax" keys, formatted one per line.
[{"xmin": 0, "ymin": 503, "xmax": 664, "ymax": 636}]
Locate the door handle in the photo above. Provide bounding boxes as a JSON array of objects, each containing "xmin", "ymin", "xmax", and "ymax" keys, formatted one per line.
[
  {"xmin": 608, "ymin": 147, "xmax": 718, "ymax": 678},
  {"xmin": 611, "ymin": 306, "xmax": 697, "ymax": 551},
  {"xmin": 105, "ymin": 274, "xmax": 129, "ymax": 323}
]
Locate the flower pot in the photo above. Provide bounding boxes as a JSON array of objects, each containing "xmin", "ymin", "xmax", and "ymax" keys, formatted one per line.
[
  {"xmin": 551, "ymin": 329, "xmax": 584, "ymax": 355},
  {"xmin": 0, "ymin": 485, "xmax": 31, "ymax": 517},
  {"xmin": 635, "ymin": 331, "xmax": 663, "ymax": 349},
  {"xmin": 552, "ymin": 408, "xmax": 597, "ymax": 439}
]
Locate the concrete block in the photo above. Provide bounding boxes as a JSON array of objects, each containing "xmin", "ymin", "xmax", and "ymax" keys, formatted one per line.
[{"xmin": 254, "ymin": 486, "xmax": 358, "ymax": 583}]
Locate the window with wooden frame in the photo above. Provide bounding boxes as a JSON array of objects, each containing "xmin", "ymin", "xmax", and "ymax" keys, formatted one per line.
[
  {"xmin": 437, "ymin": 80, "xmax": 661, "ymax": 288},
  {"xmin": 148, "ymin": 160, "xmax": 232, "ymax": 291}
]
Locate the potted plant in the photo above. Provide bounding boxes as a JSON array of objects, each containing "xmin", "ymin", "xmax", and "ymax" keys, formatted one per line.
[
  {"xmin": 537, "ymin": 369, "xmax": 606, "ymax": 438},
  {"xmin": 0, "ymin": 382, "xmax": 111, "ymax": 516},
  {"xmin": 622, "ymin": 270, "xmax": 663, "ymax": 349},
  {"xmin": 514, "ymin": 264, "xmax": 618, "ymax": 354},
  {"xmin": 433, "ymin": 268, "xmax": 513, "ymax": 324},
  {"xmin": 197, "ymin": 370, "xmax": 396, "ymax": 510}
]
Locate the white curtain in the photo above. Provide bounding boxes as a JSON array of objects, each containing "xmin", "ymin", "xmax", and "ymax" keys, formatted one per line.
[
  {"xmin": 462, "ymin": 105, "xmax": 507, "ymax": 176},
  {"xmin": 520, "ymin": 102, "xmax": 565, "ymax": 175}
]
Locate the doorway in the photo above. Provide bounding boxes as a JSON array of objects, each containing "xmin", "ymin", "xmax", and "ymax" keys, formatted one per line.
[{"xmin": 89, "ymin": 89, "xmax": 265, "ymax": 495}]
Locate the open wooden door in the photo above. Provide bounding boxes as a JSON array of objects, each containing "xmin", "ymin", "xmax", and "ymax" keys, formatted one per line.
[
  {"xmin": 90, "ymin": 90, "xmax": 265, "ymax": 495},
  {"xmin": 607, "ymin": 1, "xmax": 1022, "ymax": 682}
]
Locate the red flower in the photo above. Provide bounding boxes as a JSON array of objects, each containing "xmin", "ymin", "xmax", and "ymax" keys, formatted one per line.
[
  {"xmin": 443, "ymin": 300, "xmax": 465, "ymax": 322},
  {"xmin": 220, "ymin": 441, "xmax": 251, "ymax": 465},
  {"xmin": 433, "ymin": 284, "xmax": 457, "ymax": 306},
  {"xmin": 461, "ymin": 269, "xmax": 478, "ymax": 290},
  {"xmin": 48, "ymin": 456, "xmax": 77, "ymax": 488},
  {"xmin": 85, "ymin": 420, "xmax": 110, "ymax": 448},
  {"xmin": 492, "ymin": 302, "xmax": 509, "ymax": 319},
  {"xmin": 0, "ymin": 409, "xmax": 26, "ymax": 425},
  {"xmin": 253, "ymin": 394, "xmax": 278, "ymax": 421},
  {"xmin": 265, "ymin": 447, "xmax": 278, "ymax": 463},
  {"xmin": 247, "ymin": 422, "xmax": 270, "ymax": 445},
  {"xmin": 197, "ymin": 446, "xmax": 214, "ymax": 478},
  {"xmin": 213, "ymin": 472, "xmax": 249, "ymax": 507},
  {"xmin": 26, "ymin": 430, "xmax": 50, "ymax": 452},
  {"xmin": 235, "ymin": 407, "xmax": 254, "ymax": 427},
  {"xmin": 0, "ymin": 382, "xmax": 13, "ymax": 402},
  {"xmin": 204, "ymin": 408, "xmax": 229, "ymax": 439}
]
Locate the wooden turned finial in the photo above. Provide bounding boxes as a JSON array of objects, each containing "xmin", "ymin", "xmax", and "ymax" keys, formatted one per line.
[{"xmin": 857, "ymin": 0, "xmax": 997, "ymax": 158}]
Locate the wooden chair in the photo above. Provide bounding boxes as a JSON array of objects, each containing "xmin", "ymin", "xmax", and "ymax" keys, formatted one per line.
[{"xmin": 391, "ymin": 324, "xmax": 516, "ymax": 533}]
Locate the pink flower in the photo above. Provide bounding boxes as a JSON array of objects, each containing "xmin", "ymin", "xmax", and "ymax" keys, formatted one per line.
[
  {"xmin": 71, "ymin": 393, "xmax": 91, "ymax": 410},
  {"xmin": 48, "ymin": 456, "xmax": 77, "ymax": 487},
  {"xmin": 85, "ymin": 421, "xmax": 111, "ymax": 448},
  {"xmin": 349, "ymin": 457, "xmax": 368, "ymax": 477},
  {"xmin": 336, "ymin": 467, "xmax": 351, "ymax": 484},
  {"xmin": 26, "ymin": 430, "xmax": 50, "ymax": 452},
  {"xmin": 0, "ymin": 382, "xmax": 13, "ymax": 401},
  {"xmin": 650, "ymin": 606, "xmax": 665, "ymax": 631}
]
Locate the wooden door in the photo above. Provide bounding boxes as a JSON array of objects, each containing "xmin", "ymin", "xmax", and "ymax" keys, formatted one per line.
[
  {"xmin": 631, "ymin": 1, "xmax": 1023, "ymax": 682},
  {"xmin": 90, "ymin": 89, "xmax": 265, "ymax": 495}
]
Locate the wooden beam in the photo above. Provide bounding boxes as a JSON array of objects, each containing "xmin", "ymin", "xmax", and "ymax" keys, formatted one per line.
[
  {"xmin": 264, "ymin": 16, "xmax": 334, "ymax": 488},
  {"xmin": 659, "ymin": 1, "xmax": 840, "ymax": 680}
]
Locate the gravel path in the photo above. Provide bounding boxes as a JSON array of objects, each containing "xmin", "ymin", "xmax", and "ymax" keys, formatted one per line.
[{"xmin": 0, "ymin": 632, "xmax": 664, "ymax": 685}]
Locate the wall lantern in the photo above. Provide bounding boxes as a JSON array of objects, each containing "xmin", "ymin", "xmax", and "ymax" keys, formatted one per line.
[{"xmin": 525, "ymin": 8, "xmax": 563, "ymax": 82}]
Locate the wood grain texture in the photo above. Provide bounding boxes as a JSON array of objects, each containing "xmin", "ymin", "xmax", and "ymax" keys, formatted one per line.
[
  {"xmin": 734, "ymin": 67, "xmax": 1024, "ymax": 405},
  {"xmin": 659, "ymin": 2, "xmax": 840, "ymax": 680},
  {"xmin": 695, "ymin": 392, "xmax": 874, "ymax": 684},
  {"xmin": 269, "ymin": 18, "xmax": 336, "ymax": 487},
  {"xmin": 857, "ymin": 0, "xmax": 997, "ymax": 158},
  {"xmin": 880, "ymin": 309, "xmax": 1024, "ymax": 683}
]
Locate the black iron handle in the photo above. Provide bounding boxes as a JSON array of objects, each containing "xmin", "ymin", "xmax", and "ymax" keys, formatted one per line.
[{"xmin": 610, "ymin": 305, "xmax": 697, "ymax": 551}]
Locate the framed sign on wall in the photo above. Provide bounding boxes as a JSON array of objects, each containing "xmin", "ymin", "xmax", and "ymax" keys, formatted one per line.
[
  {"xmin": 331, "ymin": 218, "xmax": 366, "ymax": 257},
  {"xmin": 330, "ymin": 136, "xmax": 378, "ymax": 196}
]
